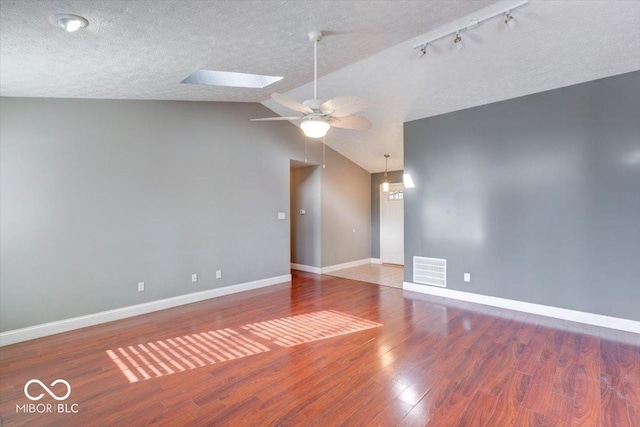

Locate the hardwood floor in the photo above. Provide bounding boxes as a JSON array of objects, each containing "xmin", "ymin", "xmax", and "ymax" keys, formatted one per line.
[
  {"xmin": 324, "ymin": 263, "xmax": 404, "ymax": 288},
  {"xmin": 1, "ymin": 270, "xmax": 638, "ymax": 426}
]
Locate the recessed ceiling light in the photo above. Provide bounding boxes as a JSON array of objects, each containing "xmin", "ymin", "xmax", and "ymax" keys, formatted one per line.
[
  {"xmin": 50, "ymin": 14, "xmax": 89, "ymax": 32},
  {"xmin": 181, "ymin": 70, "xmax": 283, "ymax": 89}
]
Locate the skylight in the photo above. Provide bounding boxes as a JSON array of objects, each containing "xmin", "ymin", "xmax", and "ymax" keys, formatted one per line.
[{"xmin": 181, "ymin": 70, "xmax": 282, "ymax": 89}]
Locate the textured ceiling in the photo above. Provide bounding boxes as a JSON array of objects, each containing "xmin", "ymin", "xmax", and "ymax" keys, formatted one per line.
[
  {"xmin": 1, "ymin": 1, "xmax": 639, "ymax": 173},
  {"xmin": 0, "ymin": 0, "xmax": 493, "ymax": 101}
]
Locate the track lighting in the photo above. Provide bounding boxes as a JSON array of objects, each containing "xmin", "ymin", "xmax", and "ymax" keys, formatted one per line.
[
  {"xmin": 504, "ymin": 12, "xmax": 516, "ymax": 29},
  {"xmin": 412, "ymin": 0, "xmax": 527, "ymax": 55},
  {"xmin": 454, "ymin": 32, "xmax": 463, "ymax": 50}
]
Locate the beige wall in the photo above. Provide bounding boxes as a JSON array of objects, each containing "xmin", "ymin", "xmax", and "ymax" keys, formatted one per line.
[{"xmin": 321, "ymin": 146, "xmax": 372, "ymax": 267}]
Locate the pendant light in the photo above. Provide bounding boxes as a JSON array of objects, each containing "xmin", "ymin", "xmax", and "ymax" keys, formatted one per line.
[{"xmin": 382, "ymin": 154, "xmax": 390, "ymax": 192}]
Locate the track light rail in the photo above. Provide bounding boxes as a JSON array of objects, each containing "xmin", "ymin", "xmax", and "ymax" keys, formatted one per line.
[{"xmin": 413, "ymin": 0, "xmax": 528, "ymax": 52}]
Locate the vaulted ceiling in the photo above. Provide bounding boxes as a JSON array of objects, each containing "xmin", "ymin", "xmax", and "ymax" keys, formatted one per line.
[{"xmin": 2, "ymin": 0, "xmax": 639, "ymax": 172}]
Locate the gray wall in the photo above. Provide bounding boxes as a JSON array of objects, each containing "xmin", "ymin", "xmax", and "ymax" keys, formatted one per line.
[
  {"xmin": 321, "ymin": 146, "xmax": 372, "ymax": 267},
  {"xmin": 290, "ymin": 165, "xmax": 321, "ymax": 267},
  {"xmin": 0, "ymin": 97, "xmax": 371, "ymax": 331},
  {"xmin": 404, "ymin": 71, "xmax": 640, "ymax": 321},
  {"xmin": 370, "ymin": 170, "xmax": 403, "ymax": 259}
]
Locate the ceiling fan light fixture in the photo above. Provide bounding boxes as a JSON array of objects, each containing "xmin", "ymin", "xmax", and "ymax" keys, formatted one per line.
[
  {"xmin": 51, "ymin": 14, "xmax": 88, "ymax": 32},
  {"xmin": 301, "ymin": 117, "xmax": 330, "ymax": 139}
]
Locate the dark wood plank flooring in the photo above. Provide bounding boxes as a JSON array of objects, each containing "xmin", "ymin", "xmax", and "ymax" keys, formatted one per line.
[{"xmin": 1, "ymin": 270, "xmax": 638, "ymax": 426}]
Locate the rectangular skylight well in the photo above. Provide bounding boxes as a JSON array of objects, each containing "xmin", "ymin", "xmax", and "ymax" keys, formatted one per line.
[{"xmin": 180, "ymin": 69, "xmax": 283, "ymax": 89}]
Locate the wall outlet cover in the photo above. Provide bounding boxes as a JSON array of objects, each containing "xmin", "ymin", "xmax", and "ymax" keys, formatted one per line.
[
  {"xmin": 191, "ymin": 274, "xmax": 197, "ymax": 283},
  {"xmin": 216, "ymin": 270, "xmax": 222, "ymax": 279},
  {"xmin": 464, "ymin": 273, "xmax": 471, "ymax": 282},
  {"xmin": 137, "ymin": 282, "xmax": 145, "ymax": 292}
]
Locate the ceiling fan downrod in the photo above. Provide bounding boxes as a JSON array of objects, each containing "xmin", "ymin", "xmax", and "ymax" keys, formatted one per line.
[{"xmin": 308, "ymin": 31, "xmax": 323, "ymax": 100}]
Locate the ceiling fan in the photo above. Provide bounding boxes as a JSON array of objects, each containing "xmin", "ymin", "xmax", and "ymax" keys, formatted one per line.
[{"xmin": 251, "ymin": 31, "xmax": 372, "ymax": 139}]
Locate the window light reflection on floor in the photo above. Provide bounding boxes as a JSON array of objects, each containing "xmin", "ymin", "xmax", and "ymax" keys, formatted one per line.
[{"xmin": 107, "ymin": 310, "xmax": 381, "ymax": 383}]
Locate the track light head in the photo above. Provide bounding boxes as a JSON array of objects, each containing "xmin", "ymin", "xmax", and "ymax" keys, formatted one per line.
[
  {"xmin": 504, "ymin": 12, "xmax": 516, "ymax": 29},
  {"xmin": 418, "ymin": 44, "xmax": 428, "ymax": 59},
  {"xmin": 454, "ymin": 33, "xmax": 463, "ymax": 50}
]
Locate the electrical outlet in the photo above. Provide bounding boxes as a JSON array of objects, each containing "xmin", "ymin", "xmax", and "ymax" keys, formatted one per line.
[
  {"xmin": 137, "ymin": 282, "xmax": 145, "ymax": 292},
  {"xmin": 216, "ymin": 270, "xmax": 222, "ymax": 279},
  {"xmin": 464, "ymin": 273, "xmax": 471, "ymax": 283},
  {"xmin": 191, "ymin": 274, "xmax": 197, "ymax": 283}
]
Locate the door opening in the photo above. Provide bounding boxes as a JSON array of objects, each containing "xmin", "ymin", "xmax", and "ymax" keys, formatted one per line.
[{"xmin": 380, "ymin": 182, "xmax": 404, "ymax": 265}]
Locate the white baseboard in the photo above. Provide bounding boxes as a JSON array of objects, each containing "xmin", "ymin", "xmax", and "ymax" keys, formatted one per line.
[
  {"xmin": 0, "ymin": 274, "xmax": 292, "ymax": 347},
  {"xmin": 290, "ymin": 263, "xmax": 322, "ymax": 274},
  {"xmin": 321, "ymin": 258, "xmax": 373, "ymax": 274},
  {"xmin": 403, "ymin": 282, "xmax": 640, "ymax": 334},
  {"xmin": 370, "ymin": 258, "xmax": 383, "ymax": 265}
]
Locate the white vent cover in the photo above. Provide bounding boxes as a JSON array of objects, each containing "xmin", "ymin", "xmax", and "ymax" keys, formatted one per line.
[{"xmin": 413, "ymin": 256, "xmax": 447, "ymax": 287}]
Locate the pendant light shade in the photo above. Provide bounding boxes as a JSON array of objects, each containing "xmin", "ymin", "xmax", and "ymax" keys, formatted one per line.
[
  {"xmin": 382, "ymin": 154, "xmax": 390, "ymax": 192},
  {"xmin": 301, "ymin": 117, "xmax": 330, "ymax": 139}
]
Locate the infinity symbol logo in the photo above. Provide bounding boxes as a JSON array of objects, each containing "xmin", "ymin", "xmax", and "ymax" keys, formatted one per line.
[{"xmin": 24, "ymin": 379, "xmax": 71, "ymax": 401}]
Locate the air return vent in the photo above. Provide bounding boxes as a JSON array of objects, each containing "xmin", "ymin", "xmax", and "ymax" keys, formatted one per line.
[{"xmin": 413, "ymin": 256, "xmax": 447, "ymax": 287}]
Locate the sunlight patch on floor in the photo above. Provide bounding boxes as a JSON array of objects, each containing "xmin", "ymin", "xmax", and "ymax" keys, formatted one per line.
[{"xmin": 107, "ymin": 310, "xmax": 381, "ymax": 383}]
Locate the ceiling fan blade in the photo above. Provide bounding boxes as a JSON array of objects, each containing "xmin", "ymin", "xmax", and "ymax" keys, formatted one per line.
[
  {"xmin": 272, "ymin": 93, "xmax": 313, "ymax": 114},
  {"xmin": 250, "ymin": 116, "xmax": 301, "ymax": 121},
  {"xmin": 328, "ymin": 115, "xmax": 372, "ymax": 130},
  {"xmin": 319, "ymin": 99, "xmax": 336, "ymax": 115},
  {"xmin": 321, "ymin": 96, "xmax": 371, "ymax": 117}
]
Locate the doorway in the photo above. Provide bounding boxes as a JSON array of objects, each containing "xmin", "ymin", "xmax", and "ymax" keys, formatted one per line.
[
  {"xmin": 380, "ymin": 182, "xmax": 404, "ymax": 265},
  {"xmin": 290, "ymin": 160, "xmax": 321, "ymax": 271}
]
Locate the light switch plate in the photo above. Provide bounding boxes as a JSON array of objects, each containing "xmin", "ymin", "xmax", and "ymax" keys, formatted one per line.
[
  {"xmin": 300, "ymin": 210, "xmax": 306, "ymax": 215},
  {"xmin": 464, "ymin": 273, "xmax": 471, "ymax": 282},
  {"xmin": 138, "ymin": 282, "xmax": 145, "ymax": 292},
  {"xmin": 277, "ymin": 212, "xmax": 286, "ymax": 220}
]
